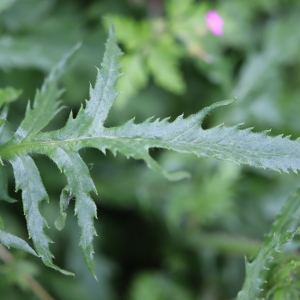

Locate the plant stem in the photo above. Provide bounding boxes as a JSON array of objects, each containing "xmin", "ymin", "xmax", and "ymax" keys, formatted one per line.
[{"xmin": 188, "ymin": 232, "xmax": 261, "ymax": 256}]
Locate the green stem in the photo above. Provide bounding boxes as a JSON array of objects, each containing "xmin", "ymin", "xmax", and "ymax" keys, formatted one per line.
[{"xmin": 188, "ymin": 232, "xmax": 261, "ymax": 256}]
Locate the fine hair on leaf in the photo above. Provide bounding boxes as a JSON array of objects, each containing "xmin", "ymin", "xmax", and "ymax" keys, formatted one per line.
[{"xmin": 1, "ymin": 26, "xmax": 300, "ymax": 279}]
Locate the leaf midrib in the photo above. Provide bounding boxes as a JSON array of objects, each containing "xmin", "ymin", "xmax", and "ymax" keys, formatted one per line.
[{"xmin": 0, "ymin": 134, "xmax": 296, "ymax": 160}]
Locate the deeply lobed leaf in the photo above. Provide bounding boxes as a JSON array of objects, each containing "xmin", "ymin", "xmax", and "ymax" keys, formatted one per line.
[
  {"xmin": 1, "ymin": 27, "xmax": 300, "ymax": 278},
  {"xmin": 10, "ymin": 154, "xmax": 73, "ymax": 276}
]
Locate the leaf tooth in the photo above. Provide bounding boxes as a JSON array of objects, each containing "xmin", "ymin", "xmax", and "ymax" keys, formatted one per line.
[
  {"xmin": 277, "ymin": 133, "xmax": 284, "ymax": 138},
  {"xmin": 67, "ymin": 111, "xmax": 74, "ymax": 121},
  {"xmin": 89, "ymin": 82, "xmax": 93, "ymax": 95},
  {"xmin": 25, "ymin": 99, "xmax": 32, "ymax": 112},
  {"xmin": 231, "ymin": 123, "xmax": 240, "ymax": 130},
  {"xmin": 95, "ymin": 67, "xmax": 100, "ymax": 80},
  {"xmin": 192, "ymin": 151, "xmax": 200, "ymax": 158},
  {"xmin": 161, "ymin": 116, "xmax": 171, "ymax": 124},
  {"xmin": 144, "ymin": 116, "xmax": 155, "ymax": 124},
  {"xmin": 264, "ymin": 129, "xmax": 272, "ymax": 133},
  {"xmin": 124, "ymin": 117, "xmax": 135, "ymax": 126},
  {"xmin": 111, "ymin": 148, "xmax": 117, "ymax": 156},
  {"xmin": 173, "ymin": 114, "xmax": 184, "ymax": 123},
  {"xmin": 242, "ymin": 127, "xmax": 254, "ymax": 133},
  {"xmin": 76, "ymin": 104, "xmax": 85, "ymax": 117},
  {"xmin": 100, "ymin": 147, "xmax": 107, "ymax": 155},
  {"xmin": 216, "ymin": 123, "xmax": 225, "ymax": 128}
]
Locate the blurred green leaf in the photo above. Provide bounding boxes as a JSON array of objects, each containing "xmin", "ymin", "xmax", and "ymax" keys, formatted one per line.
[
  {"xmin": 238, "ymin": 187, "xmax": 300, "ymax": 299},
  {"xmin": 0, "ymin": 87, "xmax": 22, "ymax": 108},
  {"xmin": 147, "ymin": 41, "xmax": 185, "ymax": 94},
  {"xmin": 0, "ymin": 0, "xmax": 17, "ymax": 14},
  {"xmin": 129, "ymin": 272, "xmax": 193, "ymax": 300},
  {"xmin": 116, "ymin": 53, "xmax": 148, "ymax": 107}
]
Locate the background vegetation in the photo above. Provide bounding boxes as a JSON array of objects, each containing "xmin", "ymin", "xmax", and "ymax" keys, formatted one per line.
[{"xmin": 1, "ymin": 0, "xmax": 300, "ymax": 299}]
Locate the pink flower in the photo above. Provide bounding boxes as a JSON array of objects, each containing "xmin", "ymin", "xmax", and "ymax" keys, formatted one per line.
[{"xmin": 205, "ymin": 10, "xmax": 224, "ymax": 36}]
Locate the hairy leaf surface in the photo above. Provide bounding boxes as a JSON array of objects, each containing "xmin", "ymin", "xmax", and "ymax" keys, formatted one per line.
[
  {"xmin": 0, "ymin": 230, "xmax": 37, "ymax": 257},
  {"xmin": 0, "ymin": 28, "xmax": 300, "ymax": 277}
]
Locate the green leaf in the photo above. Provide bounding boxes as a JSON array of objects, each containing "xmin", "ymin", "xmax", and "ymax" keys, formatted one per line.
[
  {"xmin": 0, "ymin": 0, "xmax": 17, "ymax": 14},
  {"xmin": 266, "ymin": 259, "xmax": 300, "ymax": 299},
  {"xmin": 115, "ymin": 53, "xmax": 148, "ymax": 107},
  {"xmin": 104, "ymin": 16, "xmax": 151, "ymax": 50},
  {"xmin": 0, "ymin": 164, "xmax": 16, "ymax": 203},
  {"xmin": 0, "ymin": 88, "xmax": 22, "ymax": 139},
  {"xmin": 0, "ymin": 230, "xmax": 37, "ymax": 257},
  {"xmin": 0, "ymin": 105, "xmax": 9, "ymax": 137},
  {"xmin": 11, "ymin": 43, "xmax": 80, "ymax": 143},
  {"xmin": 237, "ymin": 188, "xmax": 300, "ymax": 300},
  {"xmin": 10, "ymin": 155, "xmax": 73, "ymax": 276},
  {"xmin": 57, "ymin": 28, "xmax": 122, "ymax": 137},
  {"xmin": 147, "ymin": 42, "xmax": 185, "ymax": 94},
  {"xmin": 29, "ymin": 97, "xmax": 300, "ymax": 178},
  {"xmin": 0, "ymin": 42, "xmax": 80, "ymax": 276},
  {"xmin": 0, "ymin": 87, "xmax": 22, "ymax": 108},
  {"xmin": 129, "ymin": 272, "xmax": 193, "ymax": 300},
  {"xmin": 2, "ymin": 27, "xmax": 300, "ymax": 279},
  {"xmin": 54, "ymin": 185, "xmax": 73, "ymax": 231},
  {"xmin": 47, "ymin": 150, "xmax": 98, "ymax": 277}
]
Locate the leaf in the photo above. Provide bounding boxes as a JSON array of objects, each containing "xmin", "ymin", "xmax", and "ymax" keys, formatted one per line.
[
  {"xmin": 237, "ymin": 188, "xmax": 300, "ymax": 300},
  {"xmin": 104, "ymin": 16, "xmax": 151, "ymax": 50},
  {"xmin": 0, "ymin": 230, "xmax": 37, "ymax": 257},
  {"xmin": 147, "ymin": 42, "xmax": 185, "ymax": 94},
  {"xmin": 10, "ymin": 155, "xmax": 73, "ymax": 276},
  {"xmin": 266, "ymin": 260, "xmax": 300, "ymax": 299},
  {"xmin": 0, "ymin": 87, "xmax": 22, "ymax": 140},
  {"xmin": 11, "ymin": 43, "xmax": 81, "ymax": 143},
  {"xmin": 31, "ymin": 96, "xmax": 300, "ymax": 177},
  {"xmin": 115, "ymin": 53, "xmax": 148, "ymax": 107},
  {"xmin": 0, "ymin": 42, "xmax": 80, "ymax": 276},
  {"xmin": 0, "ymin": 163, "xmax": 16, "ymax": 203},
  {"xmin": 0, "ymin": 105, "xmax": 11, "ymax": 141},
  {"xmin": 0, "ymin": 0, "xmax": 17, "ymax": 14},
  {"xmin": 129, "ymin": 272, "xmax": 193, "ymax": 300},
  {"xmin": 2, "ymin": 27, "xmax": 300, "ymax": 278},
  {"xmin": 0, "ymin": 87, "xmax": 22, "ymax": 108},
  {"xmin": 47, "ymin": 149, "xmax": 98, "ymax": 277},
  {"xmin": 54, "ymin": 185, "xmax": 73, "ymax": 231}
]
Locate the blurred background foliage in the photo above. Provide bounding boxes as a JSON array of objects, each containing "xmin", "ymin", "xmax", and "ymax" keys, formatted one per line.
[{"xmin": 1, "ymin": 0, "xmax": 300, "ymax": 299}]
